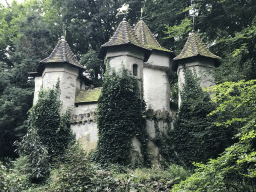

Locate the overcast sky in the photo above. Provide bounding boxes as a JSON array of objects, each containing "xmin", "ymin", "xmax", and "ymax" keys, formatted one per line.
[{"xmin": 1, "ymin": 0, "xmax": 25, "ymax": 7}]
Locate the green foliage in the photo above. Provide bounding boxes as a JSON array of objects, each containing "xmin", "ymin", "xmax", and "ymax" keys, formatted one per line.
[
  {"xmin": 143, "ymin": 0, "xmax": 191, "ymax": 51},
  {"xmin": 164, "ymin": 17, "xmax": 193, "ymax": 54},
  {"xmin": 17, "ymin": 81, "xmax": 74, "ymax": 181},
  {"xmin": 94, "ymin": 66, "xmax": 148, "ymax": 166},
  {"xmin": 113, "ymin": 164, "xmax": 191, "ymax": 191},
  {"xmin": 80, "ymin": 48, "xmax": 105, "ymax": 86},
  {"xmin": 0, "ymin": 156, "xmax": 33, "ymax": 191},
  {"xmin": 47, "ymin": 144, "xmax": 118, "ymax": 191},
  {"xmin": 170, "ymin": 69, "xmax": 233, "ymax": 167},
  {"xmin": 0, "ymin": 0, "xmax": 58, "ymax": 162},
  {"xmin": 173, "ymin": 80, "xmax": 256, "ymax": 191}
]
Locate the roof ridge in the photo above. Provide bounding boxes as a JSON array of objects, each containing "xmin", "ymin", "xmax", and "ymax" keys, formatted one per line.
[
  {"xmin": 61, "ymin": 36, "xmax": 67, "ymax": 62},
  {"xmin": 191, "ymin": 32, "xmax": 199, "ymax": 56},
  {"xmin": 134, "ymin": 19, "xmax": 171, "ymax": 52}
]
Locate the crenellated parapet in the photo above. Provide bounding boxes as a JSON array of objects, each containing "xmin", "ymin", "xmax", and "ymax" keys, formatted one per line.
[{"xmin": 70, "ymin": 111, "xmax": 97, "ymax": 124}]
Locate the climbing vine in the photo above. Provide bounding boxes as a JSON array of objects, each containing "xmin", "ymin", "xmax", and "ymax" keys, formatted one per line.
[
  {"xmin": 17, "ymin": 80, "xmax": 74, "ymax": 181},
  {"xmin": 93, "ymin": 66, "xmax": 148, "ymax": 166}
]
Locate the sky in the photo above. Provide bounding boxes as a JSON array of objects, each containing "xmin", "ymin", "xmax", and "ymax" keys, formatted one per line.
[{"xmin": 0, "ymin": 0, "xmax": 25, "ymax": 7}]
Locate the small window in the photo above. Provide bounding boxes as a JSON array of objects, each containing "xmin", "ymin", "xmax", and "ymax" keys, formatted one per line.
[{"xmin": 133, "ymin": 64, "xmax": 138, "ymax": 76}]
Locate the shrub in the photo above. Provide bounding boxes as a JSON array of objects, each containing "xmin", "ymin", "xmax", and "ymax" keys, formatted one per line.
[{"xmin": 48, "ymin": 144, "xmax": 118, "ymax": 191}]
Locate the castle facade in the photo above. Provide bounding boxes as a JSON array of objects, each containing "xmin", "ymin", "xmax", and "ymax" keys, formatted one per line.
[{"xmin": 31, "ymin": 18, "xmax": 220, "ymax": 162}]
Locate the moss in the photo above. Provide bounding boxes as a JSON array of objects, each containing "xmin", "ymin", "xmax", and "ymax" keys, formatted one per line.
[
  {"xmin": 174, "ymin": 32, "xmax": 221, "ymax": 61},
  {"xmin": 134, "ymin": 20, "xmax": 171, "ymax": 53},
  {"xmin": 75, "ymin": 87, "xmax": 102, "ymax": 103}
]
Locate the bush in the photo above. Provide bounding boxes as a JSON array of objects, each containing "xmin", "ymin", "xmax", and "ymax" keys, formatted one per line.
[
  {"xmin": 0, "ymin": 157, "xmax": 31, "ymax": 191},
  {"xmin": 48, "ymin": 144, "xmax": 118, "ymax": 191}
]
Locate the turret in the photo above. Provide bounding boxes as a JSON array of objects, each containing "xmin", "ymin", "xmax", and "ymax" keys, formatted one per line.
[
  {"xmin": 99, "ymin": 18, "xmax": 151, "ymax": 80},
  {"xmin": 134, "ymin": 19, "xmax": 175, "ymax": 111},
  {"xmin": 34, "ymin": 36, "xmax": 85, "ymax": 112},
  {"xmin": 173, "ymin": 31, "xmax": 221, "ymax": 107}
]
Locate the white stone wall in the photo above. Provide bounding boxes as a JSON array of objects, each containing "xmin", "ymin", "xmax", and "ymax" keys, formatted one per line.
[
  {"xmin": 42, "ymin": 63, "xmax": 79, "ymax": 112},
  {"xmin": 147, "ymin": 51, "xmax": 171, "ymax": 68},
  {"xmin": 105, "ymin": 46, "xmax": 144, "ymax": 79},
  {"xmin": 70, "ymin": 103, "xmax": 98, "ymax": 152},
  {"xmin": 177, "ymin": 58, "xmax": 215, "ymax": 107},
  {"xmin": 33, "ymin": 76, "xmax": 42, "ymax": 105},
  {"xmin": 143, "ymin": 67, "xmax": 170, "ymax": 111}
]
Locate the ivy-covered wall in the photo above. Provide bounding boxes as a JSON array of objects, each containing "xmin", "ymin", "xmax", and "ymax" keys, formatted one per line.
[{"xmin": 93, "ymin": 66, "xmax": 149, "ymax": 166}]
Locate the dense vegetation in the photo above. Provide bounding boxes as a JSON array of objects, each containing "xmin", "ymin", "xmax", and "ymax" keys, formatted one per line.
[
  {"xmin": 0, "ymin": 0, "xmax": 256, "ymax": 191},
  {"xmin": 93, "ymin": 66, "xmax": 148, "ymax": 166}
]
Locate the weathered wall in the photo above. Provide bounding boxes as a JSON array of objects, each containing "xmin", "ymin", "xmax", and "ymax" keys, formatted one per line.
[
  {"xmin": 70, "ymin": 103, "xmax": 98, "ymax": 153},
  {"xmin": 105, "ymin": 46, "xmax": 144, "ymax": 79},
  {"xmin": 33, "ymin": 75, "xmax": 43, "ymax": 105},
  {"xmin": 147, "ymin": 51, "xmax": 171, "ymax": 68},
  {"xmin": 177, "ymin": 58, "xmax": 215, "ymax": 107},
  {"xmin": 143, "ymin": 51, "xmax": 171, "ymax": 112},
  {"xmin": 143, "ymin": 66, "xmax": 170, "ymax": 111},
  {"xmin": 146, "ymin": 109, "xmax": 173, "ymax": 164},
  {"xmin": 42, "ymin": 63, "xmax": 79, "ymax": 112}
]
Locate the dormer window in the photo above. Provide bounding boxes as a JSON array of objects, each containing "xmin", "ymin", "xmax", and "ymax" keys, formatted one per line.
[{"xmin": 133, "ymin": 64, "xmax": 138, "ymax": 76}]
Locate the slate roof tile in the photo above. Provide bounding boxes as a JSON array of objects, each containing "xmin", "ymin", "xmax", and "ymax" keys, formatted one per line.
[
  {"xmin": 39, "ymin": 36, "xmax": 84, "ymax": 70},
  {"xmin": 174, "ymin": 31, "xmax": 221, "ymax": 61},
  {"xmin": 134, "ymin": 19, "xmax": 172, "ymax": 53},
  {"xmin": 99, "ymin": 18, "xmax": 151, "ymax": 61}
]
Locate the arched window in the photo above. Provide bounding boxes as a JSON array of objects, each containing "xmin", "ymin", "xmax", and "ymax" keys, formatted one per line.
[{"xmin": 133, "ymin": 64, "xmax": 138, "ymax": 76}]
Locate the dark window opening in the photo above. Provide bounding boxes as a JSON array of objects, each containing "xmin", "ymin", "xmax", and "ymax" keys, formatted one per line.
[{"xmin": 133, "ymin": 64, "xmax": 138, "ymax": 76}]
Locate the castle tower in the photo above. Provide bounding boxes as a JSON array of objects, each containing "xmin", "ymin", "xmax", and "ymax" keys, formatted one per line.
[
  {"xmin": 34, "ymin": 36, "xmax": 85, "ymax": 112},
  {"xmin": 173, "ymin": 31, "xmax": 221, "ymax": 107},
  {"xmin": 134, "ymin": 19, "xmax": 175, "ymax": 111},
  {"xmin": 99, "ymin": 18, "xmax": 151, "ymax": 80}
]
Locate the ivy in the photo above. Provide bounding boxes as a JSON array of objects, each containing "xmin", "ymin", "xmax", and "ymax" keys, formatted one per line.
[
  {"xmin": 93, "ymin": 65, "xmax": 148, "ymax": 166},
  {"xmin": 17, "ymin": 80, "xmax": 74, "ymax": 182}
]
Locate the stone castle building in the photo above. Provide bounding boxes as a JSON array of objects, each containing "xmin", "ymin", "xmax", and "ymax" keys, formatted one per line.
[{"xmin": 31, "ymin": 18, "xmax": 221, "ymax": 161}]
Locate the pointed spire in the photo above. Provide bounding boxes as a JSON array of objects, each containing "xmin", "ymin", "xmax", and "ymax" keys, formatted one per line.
[
  {"xmin": 39, "ymin": 36, "xmax": 84, "ymax": 72},
  {"xmin": 99, "ymin": 18, "xmax": 151, "ymax": 61},
  {"xmin": 134, "ymin": 19, "xmax": 175, "ymax": 57},
  {"xmin": 173, "ymin": 31, "xmax": 221, "ymax": 70}
]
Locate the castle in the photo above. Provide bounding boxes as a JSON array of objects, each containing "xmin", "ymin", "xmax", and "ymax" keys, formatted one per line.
[{"xmin": 31, "ymin": 18, "xmax": 221, "ymax": 162}]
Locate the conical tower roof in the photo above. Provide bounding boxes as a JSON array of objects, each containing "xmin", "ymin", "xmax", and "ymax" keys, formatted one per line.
[
  {"xmin": 134, "ymin": 19, "xmax": 174, "ymax": 56},
  {"xmin": 99, "ymin": 18, "xmax": 151, "ymax": 61},
  {"xmin": 173, "ymin": 31, "xmax": 221, "ymax": 70},
  {"xmin": 38, "ymin": 36, "xmax": 84, "ymax": 72}
]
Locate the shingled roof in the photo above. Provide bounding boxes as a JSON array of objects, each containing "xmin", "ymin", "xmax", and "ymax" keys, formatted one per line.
[
  {"xmin": 38, "ymin": 36, "xmax": 84, "ymax": 72},
  {"xmin": 134, "ymin": 19, "xmax": 173, "ymax": 54},
  {"xmin": 173, "ymin": 31, "xmax": 221, "ymax": 70},
  {"xmin": 99, "ymin": 18, "xmax": 151, "ymax": 61}
]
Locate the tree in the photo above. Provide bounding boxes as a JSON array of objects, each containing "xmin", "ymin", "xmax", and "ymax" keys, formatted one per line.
[
  {"xmin": 170, "ymin": 68, "xmax": 233, "ymax": 167},
  {"xmin": 173, "ymin": 79, "xmax": 256, "ymax": 191},
  {"xmin": 0, "ymin": 0, "xmax": 64, "ymax": 162},
  {"xmin": 94, "ymin": 66, "xmax": 148, "ymax": 166},
  {"xmin": 143, "ymin": 0, "xmax": 191, "ymax": 52}
]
